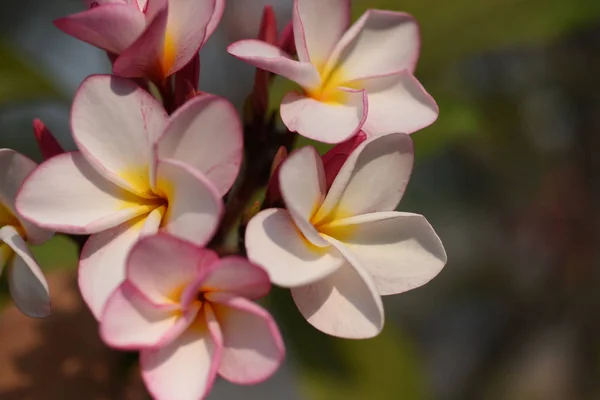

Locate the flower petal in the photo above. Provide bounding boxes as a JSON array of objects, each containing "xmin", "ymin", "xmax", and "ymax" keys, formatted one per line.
[
  {"xmin": 0, "ymin": 149, "xmax": 52, "ymax": 245},
  {"xmin": 361, "ymin": 71, "xmax": 438, "ymax": 136},
  {"xmin": 227, "ymin": 39, "xmax": 321, "ymax": 89},
  {"xmin": 16, "ymin": 152, "xmax": 156, "ymax": 235},
  {"xmin": 313, "ymin": 133, "xmax": 414, "ymax": 224},
  {"xmin": 205, "ymin": 0, "xmax": 225, "ymax": 43},
  {"xmin": 78, "ymin": 212, "xmax": 160, "ymax": 319},
  {"xmin": 280, "ymin": 89, "xmax": 366, "ymax": 144},
  {"xmin": 245, "ymin": 209, "xmax": 343, "ymax": 287},
  {"xmin": 157, "ymin": 95, "xmax": 242, "ymax": 196},
  {"xmin": 325, "ymin": 10, "xmax": 420, "ymax": 82},
  {"xmin": 126, "ymin": 233, "xmax": 218, "ymax": 305},
  {"xmin": 155, "ymin": 159, "xmax": 223, "ymax": 246},
  {"xmin": 141, "ymin": 310, "xmax": 222, "ymax": 400},
  {"xmin": 201, "ymin": 257, "xmax": 271, "ymax": 300},
  {"xmin": 319, "ymin": 212, "xmax": 447, "ymax": 295},
  {"xmin": 162, "ymin": 0, "xmax": 217, "ymax": 76},
  {"xmin": 292, "ymin": 235, "xmax": 384, "ymax": 339},
  {"xmin": 112, "ymin": 0, "xmax": 169, "ymax": 79},
  {"xmin": 207, "ymin": 293, "xmax": 284, "ymax": 384},
  {"xmin": 279, "ymin": 146, "xmax": 328, "ymax": 247},
  {"xmin": 292, "ymin": 0, "xmax": 350, "ymax": 66},
  {"xmin": 0, "ymin": 225, "xmax": 50, "ymax": 318},
  {"xmin": 72, "ymin": 75, "xmax": 167, "ymax": 196},
  {"xmin": 321, "ymin": 131, "xmax": 367, "ymax": 190},
  {"xmin": 100, "ymin": 281, "xmax": 198, "ymax": 350},
  {"xmin": 54, "ymin": 3, "xmax": 146, "ymax": 55}
]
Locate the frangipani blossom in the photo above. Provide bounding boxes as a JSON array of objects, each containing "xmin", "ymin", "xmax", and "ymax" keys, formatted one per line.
[
  {"xmin": 228, "ymin": 0, "xmax": 438, "ymax": 143},
  {"xmin": 56, "ymin": 0, "xmax": 225, "ymax": 81},
  {"xmin": 246, "ymin": 133, "xmax": 447, "ymax": 338},
  {"xmin": 101, "ymin": 234, "xmax": 284, "ymax": 400},
  {"xmin": 0, "ymin": 149, "xmax": 53, "ymax": 318},
  {"xmin": 16, "ymin": 75, "xmax": 242, "ymax": 318}
]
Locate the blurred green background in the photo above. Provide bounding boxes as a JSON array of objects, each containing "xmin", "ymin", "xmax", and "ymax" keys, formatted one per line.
[{"xmin": 1, "ymin": 0, "xmax": 600, "ymax": 399}]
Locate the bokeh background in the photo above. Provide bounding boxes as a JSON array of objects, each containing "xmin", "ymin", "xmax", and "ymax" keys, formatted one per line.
[{"xmin": 1, "ymin": 0, "xmax": 600, "ymax": 399}]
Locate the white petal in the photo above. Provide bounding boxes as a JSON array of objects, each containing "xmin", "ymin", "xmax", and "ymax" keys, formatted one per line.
[
  {"xmin": 227, "ymin": 39, "xmax": 321, "ymax": 89},
  {"xmin": 72, "ymin": 75, "xmax": 167, "ymax": 197},
  {"xmin": 0, "ymin": 149, "xmax": 52, "ymax": 244},
  {"xmin": 313, "ymin": 133, "xmax": 414, "ymax": 224},
  {"xmin": 0, "ymin": 225, "xmax": 50, "ymax": 318},
  {"xmin": 291, "ymin": 236, "xmax": 383, "ymax": 339},
  {"xmin": 208, "ymin": 293, "xmax": 284, "ymax": 384},
  {"xmin": 325, "ymin": 10, "xmax": 420, "ymax": 82},
  {"xmin": 126, "ymin": 233, "xmax": 218, "ymax": 305},
  {"xmin": 279, "ymin": 146, "xmax": 328, "ymax": 247},
  {"xmin": 361, "ymin": 71, "xmax": 438, "ymax": 136},
  {"xmin": 292, "ymin": 0, "xmax": 350, "ymax": 66},
  {"xmin": 155, "ymin": 159, "xmax": 222, "ymax": 246},
  {"xmin": 157, "ymin": 94, "xmax": 242, "ymax": 196},
  {"xmin": 245, "ymin": 209, "xmax": 343, "ymax": 287},
  {"xmin": 280, "ymin": 90, "xmax": 366, "ymax": 144},
  {"xmin": 141, "ymin": 309, "xmax": 222, "ymax": 400},
  {"xmin": 79, "ymin": 213, "xmax": 160, "ymax": 319},
  {"xmin": 320, "ymin": 212, "xmax": 447, "ymax": 295},
  {"xmin": 16, "ymin": 152, "xmax": 157, "ymax": 235},
  {"xmin": 101, "ymin": 281, "xmax": 198, "ymax": 349}
]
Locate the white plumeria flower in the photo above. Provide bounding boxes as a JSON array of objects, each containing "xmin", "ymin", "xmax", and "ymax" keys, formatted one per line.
[
  {"xmin": 228, "ymin": 0, "xmax": 438, "ymax": 143},
  {"xmin": 16, "ymin": 75, "xmax": 242, "ymax": 319},
  {"xmin": 0, "ymin": 149, "xmax": 53, "ymax": 318},
  {"xmin": 245, "ymin": 133, "xmax": 447, "ymax": 339},
  {"xmin": 101, "ymin": 233, "xmax": 285, "ymax": 400}
]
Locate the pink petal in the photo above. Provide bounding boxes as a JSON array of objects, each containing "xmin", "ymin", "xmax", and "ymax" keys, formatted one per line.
[
  {"xmin": 0, "ymin": 149, "xmax": 52, "ymax": 245},
  {"xmin": 0, "ymin": 226, "xmax": 50, "ymax": 318},
  {"xmin": 321, "ymin": 131, "xmax": 367, "ymax": 190},
  {"xmin": 33, "ymin": 119, "xmax": 65, "ymax": 161},
  {"xmin": 361, "ymin": 71, "xmax": 438, "ymax": 136},
  {"xmin": 245, "ymin": 209, "xmax": 344, "ymax": 287},
  {"xmin": 79, "ymin": 210, "xmax": 161, "ymax": 319},
  {"xmin": 280, "ymin": 89, "xmax": 367, "ymax": 144},
  {"xmin": 207, "ymin": 293, "xmax": 284, "ymax": 384},
  {"xmin": 126, "ymin": 233, "xmax": 219, "ymax": 305},
  {"xmin": 54, "ymin": 3, "xmax": 146, "ymax": 55},
  {"xmin": 205, "ymin": 0, "xmax": 225, "ymax": 43},
  {"xmin": 278, "ymin": 146, "xmax": 328, "ymax": 247},
  {"xmin": 157, "ymin": 95, "xmax": 242, "ymax": 196},
  {"xmin": 162, "ymin": 0, "xmax": 217, "ymax": 76},
  {"xmin": 313, "ymin": 133, "xmax": 414, "ymax": 224},
  {"xmin": 155, "ymin": 159, "xmax": 223, "ymax": 246},
  {"xmin": 325, "ymin": 10, "xmax": 420, "ymax": 82},
  {"xmin": 16, "ymin": 152, "xmax": 156, "ymax": 235},
  {"xmin": 72, "ymin": 75, "xmax": 167, "ymax": 197},
  {"xmin": 100, "ymin": 281, "xmax": 198, "ymax": 349},
  {"xmin": 292, "ymin": 236, "xmax": 384, "ymax": 339},
  {"xmin": 141, "ymin": 308, "xmax": 223, "ymax": 400},
  {"xmin": 113, "ymin": 0, "xmax": 169, "ymax": 80},
  {"xmin": 320, "ymin": 212, "xmax": 447, "ymax": 296},
  {"xmin": 201, "ymin": 257, "xmax": 271, "ymax": 300},
  {"xmin": 227, "ymin": 39, "xmax": 321, "ymax": 89},
  {"xmin": 292, "ymin": 0, "xmax": 350, "ymax": 66}
]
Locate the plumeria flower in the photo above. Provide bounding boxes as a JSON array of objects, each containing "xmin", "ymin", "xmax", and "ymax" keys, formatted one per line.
[
  {"xmin": 16, "ymin": 75, "xmax": 242, "ymax": 318},
  {"xmin": 245, "ymin": 133, "xmax": 447, "ymax": 338},
  {"xmin": 0, "ymin": 149, "xmax": 53, "ymax": 318},
  {"xmin": 228, "ymin": 0, "xmax": 438, "ymax": 143},
  {"xmin": 56, "ymin": 0, "xmax": 225, "ymax": 81},
  {"xmin": 101, "ymin": 233, "xmax": 285, "ymax": 400}
]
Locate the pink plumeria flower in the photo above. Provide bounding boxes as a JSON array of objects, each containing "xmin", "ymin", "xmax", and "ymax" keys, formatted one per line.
[
  {"xmin": 0, "ymin": 150, "xmax": 53, "ymax": 318},
  {"xmin": 228, "ymin": 0, "xmax": 438, "ymax": 143},
  {"xmin": 56, "ymin": 0, "xmax": 225, "ymax": 81},
  {"xmin": 101, "ymin": 233, "xmax": 285, "ymax": 400},
  {"xmin": 245, "ymin": 133, "xmax": 447, "ymax": 339},
  {"xmin": 16, "ymin": 75, "xmax": 242, "ymax": 319}
]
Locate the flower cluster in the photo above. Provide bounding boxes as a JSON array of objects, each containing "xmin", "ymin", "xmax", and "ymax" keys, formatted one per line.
[{"xmin": 0, "ymin": 0, "xmax": 447, "ymax": 399}]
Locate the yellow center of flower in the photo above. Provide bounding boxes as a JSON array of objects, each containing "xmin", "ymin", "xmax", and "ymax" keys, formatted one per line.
[{"xmin": 161, "ymin": 32, "xmax": 177, "ymax": 76}]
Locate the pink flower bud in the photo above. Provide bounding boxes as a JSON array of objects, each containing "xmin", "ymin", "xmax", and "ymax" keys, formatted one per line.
[{"xmin": 33, "ymin": 119, "xmax": 65, "ymax": 160}]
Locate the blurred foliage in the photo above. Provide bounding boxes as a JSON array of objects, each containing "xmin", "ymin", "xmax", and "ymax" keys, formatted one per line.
[{"xmin": 0, "ymin": 41, "xmax": 60, "ymax": 104}]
